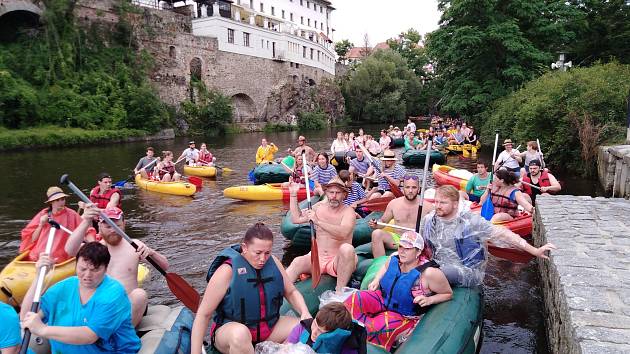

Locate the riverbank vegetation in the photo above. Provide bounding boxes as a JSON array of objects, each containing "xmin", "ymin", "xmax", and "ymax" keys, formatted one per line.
[
  {"xmin": 0, "ymin": 126, "xmax": 148, "ymax": 150},
  {"xmin": 336, "ymin": 0, "xmax": 630, "ymax": 174},
  {"xmin": 0, "ymin": 0, "xmax": 170, "ymax": 149}
]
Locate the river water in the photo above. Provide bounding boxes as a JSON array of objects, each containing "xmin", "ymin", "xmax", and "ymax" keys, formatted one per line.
[{"xmin": 0, "ymin": 125, "xmax": 598, "ymax": 353}]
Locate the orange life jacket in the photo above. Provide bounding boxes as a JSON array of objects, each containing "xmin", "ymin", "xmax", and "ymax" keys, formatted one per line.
[
  {"xmin": 490, "ymin": 186, "xmax": 519, "ymax": 217},
  {"xmin": 521, "ymin": 170, "xmax": 552, "ymax": 196},
  {"xmin": 89, "ymin": 186, "xmax": 121, "ymax": 209}
]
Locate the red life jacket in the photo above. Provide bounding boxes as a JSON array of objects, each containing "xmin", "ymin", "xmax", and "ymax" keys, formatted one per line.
[
  {"xmin": 89, "ymin": 186, "xmax": 121, "ymax": 209},
  {"xmin": 199, "ymin": 150, "xmax": 213, "ymax": 164},
  {"xmin": 292, "ymin": 167, "xmax": 305, "ymax": 184},
  {"xmin": 158, "ymin": 162, "xmax": 176, "ymax": 179},
  {"xmin": 521, "ymin": 170, "xmax": 552, "ymax": 196},
  {"xmin": 490, "ymin": 186, "xmax": 519, "ymax": 217}
]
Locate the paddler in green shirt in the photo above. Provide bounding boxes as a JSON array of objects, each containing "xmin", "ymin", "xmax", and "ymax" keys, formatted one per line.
[{"xmin": 465, "ymin": 162, "xmax": 492, "ymax": 203}]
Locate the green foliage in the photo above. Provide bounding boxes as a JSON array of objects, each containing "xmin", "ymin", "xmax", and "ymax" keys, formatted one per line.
[
  {"xmin": 426, "ymin": 0, "xmax": 581, "ymax": 119},
  {"xmin": 341, "ymin": 50, "xmax": 423, "ymax": 123},
  {"xmin": 335, "ymin": 39, "xmax": 354, "ymax": 64},
  {"xmin": 297, "ymin": 109, "xmax": 327, "ymax": 130},
  {"xmin": 481, "ymin": 62, "xmax": 630, "ymax": 174},
  {"xmin": 264, "ymin": 123, "xmax": 295, "ymax": 132},
  {"xmin": 0, "ymin": 0, "xmax": 170, "ymax": 135},
  {"xmin": 181, "ymin": 80, "xmax": 233, "ymax": 135},
  {"xmin": 386, "ymin": 29, "xmax": 429, "ymax": 78},
  {"xmin": 0, "ymin": 125, "xmax": 147, "ymax": 150}
]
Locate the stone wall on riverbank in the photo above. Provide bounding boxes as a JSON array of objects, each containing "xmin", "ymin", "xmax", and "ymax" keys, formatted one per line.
[
  {"xmin": 534, "ymin": 195, "xmax": 630, "ymax": 353},
  {"xmin": 597, "ymin": 145, "xmax": 630, "ymax": 198}
]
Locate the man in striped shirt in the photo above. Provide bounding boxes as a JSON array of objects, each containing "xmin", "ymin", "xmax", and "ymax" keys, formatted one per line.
[
  {"xmin": 339, "ymin": 170, "xmax": 374, "ymax": 217},
  {"xmin": 367, "ymin": 150, "xmax": 406, "ymax": 200}
]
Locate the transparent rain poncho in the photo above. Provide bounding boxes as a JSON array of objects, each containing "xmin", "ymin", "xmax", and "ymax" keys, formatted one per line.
[
  {"xmin": 420, "ymin": 209, "xmax": 496, "ymax": 288},
  {"xmin": 255, "ymin": 342, "xmax": 316, "ymax": 354}
]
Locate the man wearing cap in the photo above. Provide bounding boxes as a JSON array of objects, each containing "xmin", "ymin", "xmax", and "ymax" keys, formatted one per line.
[
  {"xmin": 20, "ymin": 186, "xmax": 96, "ymax": 262},
  {"xmin": 494, "ymin": 139, "xmax": 522, "ymax": 176},
  {"xmin": 367, "ymin": 150, "xmax": 406, "ymax": 200},
  {"xmin": 66, "ymin": 206, "xmax": 169, "ymax": 326},
  {"xmin": 89, "ymin": 173, "xmax": 122, "ymax": 210},
  {"xmin": 520, "ymin": 160, "xmax": 561, "ymax": 204},
  {"xmin": 178, "ymin": 141, "xmax": 200, "ymax": 166},
  {"xmin": 368, "ymin": 175, "xmax": 432, "ymax": 257},
  {"xmin": 287, "ymin": 136, "xmax": 317, "ymax": 164},
  {"xmin": 286, "ymin": 178, "xmax": 357, "ymax": 294},
  {"xmin": 343, "ymin": 230, "xmax": 452, "ymax": 351}
]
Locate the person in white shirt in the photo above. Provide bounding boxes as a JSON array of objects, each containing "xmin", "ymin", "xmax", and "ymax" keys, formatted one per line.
[
  {"xmin": 331, "ymin": 131, "xmax": 350, "ymax": 155},
  {"xmin": 405, "ymin": 118, "xmax": 417, "ymax": 134},
  {"xmin": 379, "ymin": 130, "xmax": 392, "ymax": 151},
  {"xmin": 494, "ymin": 139, "xmax": 522, "ymax": 177},
  {"xmin": 178, "ymin": 141, "xmax": 200, "ymax": 166}
]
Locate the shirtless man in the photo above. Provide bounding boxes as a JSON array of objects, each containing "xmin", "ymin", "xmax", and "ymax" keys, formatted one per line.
[
  {"xmin": 368, "ymin": 176, "xmax": 431, "ymax": 258},
  {"xmin": 285, "ymin": 178, "xmax": 357, "ymax": 293},
  {"xmin": 287, "ymin": 135, "xmax": 317, "ymax": 164},
  {"xmin": 65, "ymin": 206, "xmax": 169, "ymax": 326}
]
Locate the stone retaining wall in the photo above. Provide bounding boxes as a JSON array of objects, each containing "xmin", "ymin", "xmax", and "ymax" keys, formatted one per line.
[
  {"xmin": 534, "ymin": 195, "xmax": 630, "ymax": 353},
  {"xmin": 597, "ymin": 145, "xmax": 630, "ymax": 198}
]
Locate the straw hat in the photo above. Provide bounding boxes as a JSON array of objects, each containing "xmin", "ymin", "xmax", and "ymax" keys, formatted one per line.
[
  {"xmin": 380, "ymin": 151, "xmax": 398, "ymax": 161},
  {"xmin": 322, "ymin": 177, "xmax": 350, "ymax": 194},
  {"xmin": 503, "ymin": 139, "xmax": 514, "ymax": 146},
  {"xmin": 45, "ymin": 186, "xmax": 69, "ymax": 203}
]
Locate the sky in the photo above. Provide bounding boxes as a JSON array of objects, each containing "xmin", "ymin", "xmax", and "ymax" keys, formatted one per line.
[{"xmin": 332, "ymin": 0, "xmax": 442, "ymax": 46}]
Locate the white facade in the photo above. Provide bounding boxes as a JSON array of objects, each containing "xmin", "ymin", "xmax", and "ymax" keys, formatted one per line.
[{"xmin": 190, "ymin": 0, "xmax": 336, "ymax": 75}]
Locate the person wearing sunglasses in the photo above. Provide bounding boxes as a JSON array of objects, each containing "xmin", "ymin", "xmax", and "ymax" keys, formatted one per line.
[
  {"xmin": 20, "ymin": 186, "xmax": 96, "ymax": 262},
  {"xmin": 368, "ymin": 174, "xmax": 429, "ymax": 258}
]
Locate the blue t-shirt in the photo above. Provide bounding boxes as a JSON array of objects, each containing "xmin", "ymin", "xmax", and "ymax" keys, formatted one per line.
[
  {"xmin": 0, "ymin": 302, "xmax": 21, "ymax": 350},
  {"xmin": 348, "ymin": 157, "xmax": 370, "ymax": 175},
  {"xmin": 344, "ymin": 182, "xmax": 367, "ymax": 205},
  {"xmin": 312, "ymin": 164, "xmax": 338, "ymax": 185},
  {"xmin": 40, "ymin": 275, "xmax": 141, "ymax": 353}
]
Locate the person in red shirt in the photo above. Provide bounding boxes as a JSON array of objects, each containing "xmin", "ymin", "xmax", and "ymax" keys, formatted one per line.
[{"xmin": 20, "ymin": 186, "xmax": 96, "ymax": 262}]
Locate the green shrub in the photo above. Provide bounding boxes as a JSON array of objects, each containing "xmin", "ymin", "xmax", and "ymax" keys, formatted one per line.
[
  {"xmin": 181, "ymin": 80, "xmax": 233, "ymax": 135},
  {"xmin": 264, "ymin": 123, "xmax": 295, "ymax": 132},
  {"xmin": 481, "ymin": 62, "xmax": 630, "ymax": 174},
  {"xmin": 297, "ymin": 109, "xmax": 327, "ymax": 130}
]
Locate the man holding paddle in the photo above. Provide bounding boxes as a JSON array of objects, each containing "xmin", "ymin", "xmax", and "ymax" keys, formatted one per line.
[
  {"xmin": 286, "ymin": 178, "xmax": 358, "ymax": 294},
  {"xmin": 65, "ymin": 206, "xmax": 170, "ymax": 327},
  {"xmin": 366, "ymin": 150, "xmax": 406, "ymax": 200},
  {"xmin": 89, "ymin": 173, "xmax": 121, "ymax": 210},
  {"xmin": 133, "ymin": 147, "xmax": 157, "ymax": 179}
]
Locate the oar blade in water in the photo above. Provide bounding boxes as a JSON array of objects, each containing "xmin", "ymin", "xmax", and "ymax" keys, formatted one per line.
[
  {"xmin": 481, "ymin": 197, "xmax": 494, "ymax": 221},
  {"xmin": 165, "ymin": 272, "xmax": 200, "ymax": 313}
]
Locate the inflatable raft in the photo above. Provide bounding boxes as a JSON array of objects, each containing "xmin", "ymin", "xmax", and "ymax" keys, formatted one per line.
[
  {"xmin": 0, "ymin": 251, "xmax": 150, "ymax": 306},
  {"xmin": 252, "ymin": 162, "xmax": 290, "ymax": 184},
  {"xmin": 135, "ymin": 175, "xmax": 196, "ymax": 196},
  {"xmin": 401, "ymin": 149, "xmax": 446, "ymax": 166},
  {"xmin": 445, "ymin": 141, "xmax": 481, "ymax": 154},
  {"xmin": 223, "ymin": 183, "xmax": 307, "ymax": 201},
  {"xmin": 183, "ymin": 165, "xmax": 216, "ymax": 178},
  {"xmin": 390, "ymin": 137, "xmax": 405, "ymax": 148},
  {"xmin": 431, "ymin": 164, "xmax": 473, "ymax": 191}
]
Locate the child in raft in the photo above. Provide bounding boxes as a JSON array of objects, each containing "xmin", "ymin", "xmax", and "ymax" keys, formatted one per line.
[{"xmin": 285, "ymin": 302, "xmax": 366, "ymax": 354}]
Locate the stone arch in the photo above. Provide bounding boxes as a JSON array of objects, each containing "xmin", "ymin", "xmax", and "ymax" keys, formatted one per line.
[
  {"xmin": 308, "ymin": 78, "xmax": 316, "ymax": 86},
  {"xmin": 0, "ymin": 1, "xmax": 43, "ymax": 42},
  {"xmin": 189, "ymin": 57, "xmax": 202, "ymax": 81},
  {"xmin": 231, "ymin": 93, "xmax": 256, "ymax": 123},
  {"xmin": 169, "ymin": 45, "xmax": 176, "ymax": 59}
]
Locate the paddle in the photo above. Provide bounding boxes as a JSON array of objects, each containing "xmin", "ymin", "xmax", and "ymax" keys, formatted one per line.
[
  {"xmin": 520, "ymin": 179, "xmax": 542, "ymax": 190},
  {"xmin": 358, "ymin": 142, "xmax": 403, "ymax": 197},
  {"xmin": 156, "ymin": 167, "xmax": 203, "ymax": 192},
  {"xmin": 358, "ymin": 196, "xmax": 394, "ymax": 212},
  {"xmin": 537, "ymin": 138, "xmax": 546, "ymax": 168},
  {"xmin": 60, "ymin": 175, "xmax": 201, "ymax": 312},
  {"xmin": 301, "ymin": 151, "xmax": 321, "ymax": 288},
  {"xmin": 20, "ymin": 219, "xmax": 60, "ymax": 354},
  {"xmin": 114, "ymin": 157, "xmax": 159, "ymax": 187},
  {"xmin": 414, "ymin": 139, "xmax": 432, "ymax": 232},
  {"xmin": 481, "ymin": 130, "xmax": 500, "ymax": 221},
  {"xmin": 377, "ymin": 222, "xmax": 414, "ymax": 233}
]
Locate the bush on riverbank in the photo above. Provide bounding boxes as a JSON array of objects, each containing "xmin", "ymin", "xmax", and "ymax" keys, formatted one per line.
[
  {"xmin": 181, "ymin": 80, "xmax": 233, "ymax": 135},
  {"xmin": 297, "ymin": 109, "xmax": 327, "ymax": 130},
  {"xmin": 480, "ymin": 62, "xmax": 630, "ymax": 174},
  {"xmin": 0, "ymin": 126, "xmax": 148, "ymax": 150}
]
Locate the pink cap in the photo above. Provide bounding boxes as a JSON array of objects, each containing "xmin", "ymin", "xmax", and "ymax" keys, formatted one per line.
[{"xmin": 99, "ymin": 207, "xmax": 123, "ymax": 222}]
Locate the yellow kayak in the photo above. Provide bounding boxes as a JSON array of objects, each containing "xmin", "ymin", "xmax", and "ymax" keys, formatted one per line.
[
  {"xmin": 0, "ymin": 251, "xmax": 150, "ymax": 307},
  {"xmin": 446, "ymin": 140, "xmax": 481, "ymax": 154},
  {"xmin": 224, "ymin": 183, "xmax": 307, "ymax": 201},
  {"xmin": 183, "ymin": 165, "xmax": 216, "ymax": 177},
  {"xmin": 135, "ymin": 175, "xmax": 196, "ymax": 196}
]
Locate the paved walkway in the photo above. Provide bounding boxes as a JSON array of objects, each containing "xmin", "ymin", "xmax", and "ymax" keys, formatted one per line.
[{"xmin": 534, "ymin": 195, "xmax": 630, "ymax": 354}]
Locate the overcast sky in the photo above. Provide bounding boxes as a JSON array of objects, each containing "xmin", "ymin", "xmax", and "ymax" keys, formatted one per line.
[{"xmin": 332, "ymin": 0, "xmax": 442, "ymax": 46}]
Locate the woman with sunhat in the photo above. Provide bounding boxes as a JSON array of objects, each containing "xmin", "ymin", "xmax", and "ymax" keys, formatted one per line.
[
  {"xmin": 20, "ymin": 186, "xmax": 96, "ymax": 262},
  {"xmin": 343, "ymin": 231, "xmax": 452, "ymax": 351}
]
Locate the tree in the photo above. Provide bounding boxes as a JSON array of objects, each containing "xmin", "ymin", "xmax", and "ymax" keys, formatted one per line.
[
  {"xmin": 360, "ymin": 33, "xmax": 372, "ymax": 58},
  {"xmin": 425, "ymin": 0, "xmax": 581, "ymax": 121},
  {"xmin": 386, "ymin": 28, "xmax": 429, "ymax": 77},
  {"xmin": 341, "ymin": 50, "xmax": 423, "ymax": 123},
  {"xmin": 334, "ymin": 39, "xmax": 354, "ymax": 64}
]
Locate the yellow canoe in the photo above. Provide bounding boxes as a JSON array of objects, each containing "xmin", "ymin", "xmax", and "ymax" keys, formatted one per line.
[
  {"xmin": 224, "ymin": 183, "xmax": 307, "ymax": 201},
  {"xmin": 0, "ymin": 251, "xmax": 150, "ymax": 307},
  {"xmin": 183, "ymin": 165, "xmax": 216, "ymax": 177},
  {"xmin": 445, "ymin": 141, "xmax": 481, "ymax": 154},
  {"xmin": 135, "ymin": 175, "xmax": 196, "ymax": 196}
]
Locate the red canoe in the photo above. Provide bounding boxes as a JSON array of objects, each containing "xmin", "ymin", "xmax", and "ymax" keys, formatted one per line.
[{"xmin": 432, "ymin": 164, "xmax": 471, "ymax": 191}]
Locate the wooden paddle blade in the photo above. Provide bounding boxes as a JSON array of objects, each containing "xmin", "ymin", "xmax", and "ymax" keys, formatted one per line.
[
  {"xmin": 360, "ymin": 196, "xmax": 394, "ymax": 212},
  {"xmin": 488, "ymin": 244, "xmax": 535, "ymax": 263},
  {"xmin": 188, "ymin": 176, "xmax": 203, "ymax": 191},
  {"xmin": 165, "ymin": 272, "xmax": 201, "ymax": 313},
  {"xmin": 388, "ymin": 180, "xmax": 403, "ymax": 197},
  {"xmin": 311, "ymin": 238, "xmax": 321, "ymax": 288}
]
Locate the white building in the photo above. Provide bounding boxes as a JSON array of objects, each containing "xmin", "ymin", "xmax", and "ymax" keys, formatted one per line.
[{"xmin": 186, "ymin": 0, "xmax": 337, "ymax": 75}]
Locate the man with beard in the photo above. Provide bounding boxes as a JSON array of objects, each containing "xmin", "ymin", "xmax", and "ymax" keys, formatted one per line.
[
  {"xmin": 285, "ymin": 178, "xmax": 357, "ymax": 294},
  {"xmin": 368, "ymin": 175, "xmax": 432, "ymax": 258},
  {"xmin": 520, "ymin": 159, "xmax": 561, "ymax": 204},
  {"xmin": 287, "ymin": 135, "xmax": 317, "ymax": 164},
  {"xmin": 421, "ymin": 185, "xmax": 556, "ymax": 287},
  {"xmin": 65, "ymin": 206, "xmax": 169, "ymax": 326}
]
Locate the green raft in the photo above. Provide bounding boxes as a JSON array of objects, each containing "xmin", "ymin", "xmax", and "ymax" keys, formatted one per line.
[
  {"xmin": 253, "ymin": 162, "xmax": 291, "ymax": 184},
  {"xmin": 401, "ymin": 149, "xmax": 446, "ymax": 166},
  {"xmin": 280, "ymin": 197, "xmax": 382, "ymax": 249},
  {"xmin": 390, "ymin": 137, "xmax": 405, "ymax": 148},
  {"xmin": 280, "ymin": 247, "xmax": 483, "ymax": 354}
]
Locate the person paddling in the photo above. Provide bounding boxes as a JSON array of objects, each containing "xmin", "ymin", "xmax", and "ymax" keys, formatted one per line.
[
  {"xmin": 178, "ymin": 141, "xmax": 200, "ymax": 166},
  {"xmin": 198, "ymin": 143, "xmax": 216, "ymax": 166},
  {"xmin": 154, "ymin": 151, "xmax": 181, "ymax": 182},
  {"xmin": 256, "ymin": 138, "xmax": 278, "ymax": 164},
  {"xmin": 133, "ymin": 147, "xmax": 157, "ymax": 179},
  {"xmin": 89, "ymin": 173, "xmax": 122, "ymax": 210},
  {"xmin": 520, "ymin": 160, "xmax": 561, "ymax": 204},
  {"xmin": 288, "ymin": 136, "xmax": 316, "ymax": 164},
  {"xmin": 191, "ymin": 223, "xmax": 311, "ymax": 354}
]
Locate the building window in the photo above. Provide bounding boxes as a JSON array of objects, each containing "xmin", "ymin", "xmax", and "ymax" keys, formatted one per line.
[
  {"xmin": 296, "ymin": 63, "xmax": 300, "ymax": 68},
  {"xmin": 307, "ymin": 18, "xmax": 310, "ymax": 26},
  {"xmin": 250, "ymin": 0, "xmax": 253, "ymax": 9},
  {"xmin": 300, "ymin": 0, "xmax": 303, "ymax": 6},
  {"xmin": 320, "ymin": 6, "xmax": 323, "ymax": 13},
  {"xmin": 260, "ymin": 3, "xmax": 264, "ymax": 12},
  {"xmin": 310, "ymin": 48, "xmax": 314, "ymax": 59},
  {"xmin": 271, "ymin": 6, "xmax": 275, "ymax": 15},
  {"xmin": 282, "ymin": 10, "xmax": 285, "ymax": 18},
  {"xmin": 317, "ymin": 50, "xmax": 320, "ymax": 61},
  {"xmin": 320, "ymin": 23, "xmax": 323, "ymax": 30},
  {"xmin": 228, "ymin": 28, "xmax": 235, "ymax": 44},
  {"xmin": 300, "ymin": 16, "xmax": 303, "ymax": 24},
  {"xmin": 290, "ymin": 62, "xmax": 294, "ymax": 67},
  {"xmin": 307, "ymin": 1, "xmax": 310, "ymax": 9},
  {"xmin": 169, "ymin": 46, "xmax": 176, "ymax": 59},
  {"xmin": 314, "ymin": 20, "xmax": 317, "ymax": 28},
  {"xmin": 243, "ymin": 32, "xmax": 250, "ymax": 47},
  {"xmin": 261, "ymin": 39, "xmax": 264, "ymax": 47},
  {"xmin": 303, "ymin": 46, "xmax": 307, "ymax": 58},
  {"xmin": 290, "ymin": 13, "xmax": 293, "ymax": 21}
]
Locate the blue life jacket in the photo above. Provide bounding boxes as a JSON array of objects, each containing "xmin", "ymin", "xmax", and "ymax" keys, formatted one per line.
[
  {"xmin": 298, "ymin": 319, "xmax": 367, "ymax": 354},
  {"xmin": 206, "ymin": 245, "xmax": 284, "ymax": 341},
  {"xmin": 379, "ymin": 256, "xmax": 439, "ymax": 316},
  {"xmin": 424, "ymin": 214, "xmax": 485, "ymax": 268}
]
